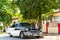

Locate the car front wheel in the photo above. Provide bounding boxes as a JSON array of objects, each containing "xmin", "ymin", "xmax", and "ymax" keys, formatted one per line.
[{"xmin": 19, "ymin": 31, "xmax": 25, "ymax": 39}]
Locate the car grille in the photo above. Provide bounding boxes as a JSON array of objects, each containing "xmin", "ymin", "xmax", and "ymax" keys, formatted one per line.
[{"xmin": 29, "ymin": 30, "xmax": 39, "ymax": 34}]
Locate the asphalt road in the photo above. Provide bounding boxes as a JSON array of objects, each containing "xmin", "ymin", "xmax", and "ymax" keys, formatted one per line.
[{"xmin": 0, "ymin": 33, "xmax": 60, "ymax": 40}]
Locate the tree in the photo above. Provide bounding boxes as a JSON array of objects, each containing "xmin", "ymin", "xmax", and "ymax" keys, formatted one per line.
[
  {"xmin": 15, "ymin": 0, "xmax": 59, "ymax": 28},
  {"xmin": 0, "ymin": 0, "xmax": 19, "ymax": 26},
  {"xmin": 0, "ymin": 9, "xmax": 12, "ymax": 26},
  {"xmin": 0, "ymin": 0, "xmax": 12, "ymax": 26}
]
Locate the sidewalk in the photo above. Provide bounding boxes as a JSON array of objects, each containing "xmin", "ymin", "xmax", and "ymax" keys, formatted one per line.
[
  {"xmin": 43, "ymin": 33, "xmax": 60, "ymax": 40},
  {"xmin": 43, "ymin": 32, "xmax": 59, "ymax": 36},
  {"xmin": 0, "ymin": 33, "xmax": 9, "ymax": 37}
]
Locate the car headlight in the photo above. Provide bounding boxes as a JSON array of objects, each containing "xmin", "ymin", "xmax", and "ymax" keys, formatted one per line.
[
  {"xmin": 39, "ymin": 29, "xmax": 42, "ymax": 32},
  {"xmin": 26, "ymin": 28, "xmax": 28, "ymax": 31},
  {"xmin": 24, "ymin": 28, "xmax": 28, "ymax": 32}
]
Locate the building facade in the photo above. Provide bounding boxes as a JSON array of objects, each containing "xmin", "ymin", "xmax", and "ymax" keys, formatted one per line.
[{"xmin": 42, "ymin": 11, "xmax": 60, "ymax": 34}]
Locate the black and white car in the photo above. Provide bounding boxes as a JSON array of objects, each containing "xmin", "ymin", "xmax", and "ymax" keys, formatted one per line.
[{"xmin": 6, "ymin": 22, "xmax": 43, "ymax": 38}]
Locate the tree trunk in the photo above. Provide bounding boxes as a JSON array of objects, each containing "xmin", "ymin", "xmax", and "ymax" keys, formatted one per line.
[
  {"xmin": 50, "ymin": 15, "xmax": 53, "ymax": 22},
  {"xmin": 38, "ymin": 13, "xmax": 42, "ymax": 29},
  {"xmin": 43, "ymin": 17, "xmax": 44, "ymax": 24}
]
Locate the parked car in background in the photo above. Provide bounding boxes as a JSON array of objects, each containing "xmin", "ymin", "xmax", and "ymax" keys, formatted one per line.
[{"xmin": 6, "ymin": 22, "xmax": 43, "ymax": 38}]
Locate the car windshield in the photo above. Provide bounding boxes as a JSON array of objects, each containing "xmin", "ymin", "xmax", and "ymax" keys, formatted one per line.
[
  {"xmin": 19, "ymin": 23, "xmax": 31, "ymax": 27},
  {"xmin": 29, "ymin": 27, "xmax": 38, "ymax": 30}
]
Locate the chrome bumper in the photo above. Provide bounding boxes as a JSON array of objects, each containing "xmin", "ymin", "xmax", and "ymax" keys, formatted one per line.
[{"xmin": 24, "ymin": 32, "xmax": 43, "ymax": 36}]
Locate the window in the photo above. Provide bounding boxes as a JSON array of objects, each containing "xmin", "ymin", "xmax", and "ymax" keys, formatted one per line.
[
  {"xmin": 19, "ymin": 23, "xmax": 31, "ymax": 27},
  {"xmin": 11, "ymin": 23, "xmax": 18, "ymax": 28},
  {"xmin": 54, "ymin": 16, "xmax": 60, "ymax": 22}
]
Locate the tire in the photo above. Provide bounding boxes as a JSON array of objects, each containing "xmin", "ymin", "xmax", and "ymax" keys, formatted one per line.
[
  {"xmin": 10, "ymin": 34, "xmax": 13, "ymax": 37},
  {"xmin": 9, "ymin": 33, "xmax": 13, "ymax": 37},
  {"xmin": 19, "ymin": 31, "xmax": 25, "ymax": 39}
]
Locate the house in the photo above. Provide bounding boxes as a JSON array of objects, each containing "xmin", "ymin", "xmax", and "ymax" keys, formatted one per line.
[{"xmin": 42, "ymin": 11, "xmax": 60, "ymax": 34}]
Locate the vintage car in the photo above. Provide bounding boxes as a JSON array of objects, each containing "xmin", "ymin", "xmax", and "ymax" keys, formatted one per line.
[{"xmin": 6, "ymin": 22, "xmax": 43, "ymax": 38}]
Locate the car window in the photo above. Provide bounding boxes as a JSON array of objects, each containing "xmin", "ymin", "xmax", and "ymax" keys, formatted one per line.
[{"xmin": 11, "ymin": 23, "xmax": 18, "ymax": 28}]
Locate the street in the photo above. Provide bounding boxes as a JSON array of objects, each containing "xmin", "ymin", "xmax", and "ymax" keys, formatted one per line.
[{"xmin": 0, "ymin": 33, "xmax": 60, "ymax": 40}]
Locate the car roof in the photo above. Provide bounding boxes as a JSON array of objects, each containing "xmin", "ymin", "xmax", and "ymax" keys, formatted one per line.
[{"xmin": 15, "ymin": 22, "xmax": 30, "ymax": 24}]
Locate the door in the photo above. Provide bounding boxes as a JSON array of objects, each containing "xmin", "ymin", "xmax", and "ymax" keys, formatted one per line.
[{"xmin": 10, "ymin": 23, "xmax": 21, "ymax": 36}]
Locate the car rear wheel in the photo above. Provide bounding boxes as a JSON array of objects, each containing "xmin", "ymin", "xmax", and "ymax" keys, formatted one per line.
[
  {"xmin": 9, "ymin": 34, "xmax": 13, "ymax": 37},
  {"xmin": 9, "ymin": 33, "xmax": 13, "ymax": 37},
  {"xmin": 19, "ymin": 31, "xmax": 25, "ymax": 39}
]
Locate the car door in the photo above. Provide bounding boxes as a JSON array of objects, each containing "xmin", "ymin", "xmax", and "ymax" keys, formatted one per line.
[{"xmin": 10, "ymin": 23, "xmax": 22, "ymax": 36}]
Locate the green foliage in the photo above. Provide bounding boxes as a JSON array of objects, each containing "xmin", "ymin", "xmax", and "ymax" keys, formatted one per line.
[
  {"xmin": 15, "ymin": 0, "xmax": 60, "ymax": 27},
  {"xmin": 0, "ymin": 0, "xmax": 59, "ymax": 27},
  {"xmin": 0, "ymin": 0, "xmax": 13, "ymax": 26},
  {"xmin": 16, "ymin": 0, "xmax": 59, "ymax": 20},
  {"xmin": 0, "ymin": 9, "xmax": 12, "ymax": 25},
  {"xmin": 0, "ymin": 0, "xmax": 21, "ymax": 26}
]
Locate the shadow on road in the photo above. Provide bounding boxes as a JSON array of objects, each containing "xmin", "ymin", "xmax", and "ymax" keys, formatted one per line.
[
  {"xmin": 13, "ymin": 36, "xmax": 42, "ymax": 39},
  {"xmin": 0, "ymin": 36, "xmax": 43, "ymax": 40}
]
